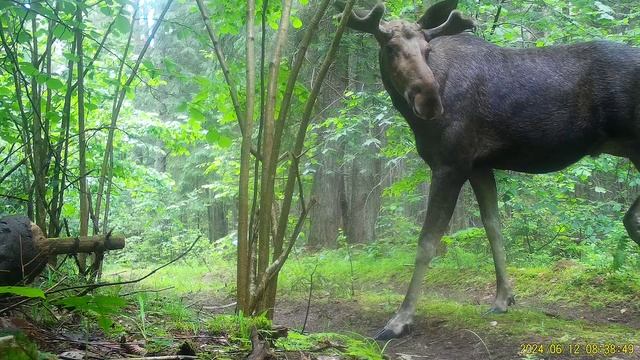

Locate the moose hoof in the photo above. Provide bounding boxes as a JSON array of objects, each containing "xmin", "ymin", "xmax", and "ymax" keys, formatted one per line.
[
  {"xmin": 485, "ymin": 306, "xmax": 507, "ymax": 315},
  {"xmin": 374, "ymin": 323, "xmax": 412, "ymax": 341},
  {"xmin": 486, "ymin": 295, "xmax": 515, "ymax": 315}
]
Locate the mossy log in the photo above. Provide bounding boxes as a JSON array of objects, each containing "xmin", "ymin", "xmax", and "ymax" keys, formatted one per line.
[{"xmin": 0, "ymin": 216, "xmax": 125, "ymax": 286}]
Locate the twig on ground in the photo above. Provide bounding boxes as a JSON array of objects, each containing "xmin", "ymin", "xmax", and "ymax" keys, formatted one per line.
[
  {"xmin": 301, "ymin": 263, "xmax": 318, "ymax": 334},
  {"xmin": 246, "ymin": 326, "xmax": 275, "ymax": 360},
  {"xmin": 120, "ymin": 286, "xmax": 174, "ymax": 297},
  {"xmin": 202, "ymin": 301, "xmax": 237, "ymax": 311},
  {"xmin": 107, "ymin": 357, "xmax": 197, "ymax": 360},
  {"xmin": 461, "ymin": 329, "xmax": 491, "ymax": 360}
]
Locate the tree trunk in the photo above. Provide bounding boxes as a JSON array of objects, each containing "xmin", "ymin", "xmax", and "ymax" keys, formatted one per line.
[
  {"xmin": 449, "ymin": 184, "xmax": 469, "ymax": 233},
  {"xmin": 208, "ymin": 190, "xmax": 228, "ymax": 242},
  {"xmin": 345, "ymin": 149, "xmax": 382, "ymax": 244},
  {"xmin": 308, "ymin": 134, "xmax": 343, "ymax": 249},
  {"xmin": 77, "ymin": 2, "xmax": 90, "ymax": 275}
]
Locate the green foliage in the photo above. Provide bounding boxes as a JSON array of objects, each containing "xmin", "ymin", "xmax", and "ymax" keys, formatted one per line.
[
  {"xmin": 276, "ymin": 332, "xmax": 385, "ymax": 359},
  {"xmin": 0, "ymin": 333, "xmax": 44, "ymax": 360},
  {"xmin": 205, "ymin": 313, "xmax": 271, "ymax": 340},
  {"xmin": 0, "ymin": 286, "xmax": 45, "ymax": 299},
  {"xmin": 3, "ymin": 0, "xmax": 640, "ymax": 355},
  {"xmin": 55, "ymin": 294, "xmax": 127, "ymax": 333}
]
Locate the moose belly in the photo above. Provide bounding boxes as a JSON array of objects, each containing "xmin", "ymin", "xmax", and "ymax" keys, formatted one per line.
[
  {"xmin": 478, "ymin": 129, "xmax": 607, "ymax": 174},
  {"xmin": 488, "ymin": 148, "xmax": 589, "ymax": 174}
]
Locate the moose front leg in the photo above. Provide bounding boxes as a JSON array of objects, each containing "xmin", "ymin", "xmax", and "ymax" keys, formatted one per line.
[
  {"xmin": 470, "ymin": 169, "xmax": 514, "ymax": 312},
  {"xmin": 375, "ymin": 170, "xmax": 465, "ymax": 340}
]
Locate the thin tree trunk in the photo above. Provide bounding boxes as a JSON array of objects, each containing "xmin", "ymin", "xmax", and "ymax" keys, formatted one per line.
[
  {"xmin": 48, "ymin": 37, "xmax": 75, "ymax": 237},
  {"xmin": 265, "ymin": 0, "xmax": 358, "ymax": 315},
  {"xmin": 237, "ymin": 0, "xmax": 256, "ymax": 314},
  {"xmin": 257, "ymin": 0, "xmax": 294, "ymax": 315},
  {"xmin": 95, "ymin": 3, "xmax": 139, "ymax": 233},
  {"xmin": 31, "ymin": 12, "xmax": 47, "ymax": 234},
  {"xmin": 77, "ymin": 0, "xmax": 90, "ymax": 274}
]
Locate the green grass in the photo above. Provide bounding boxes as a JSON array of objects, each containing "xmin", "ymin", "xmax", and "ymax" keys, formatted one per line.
[
  {"xmin": 103, "ymin": 261, "xmax": 234, "ymax": 295},
  {"xmin": 97, "ymin": 243, "xmax": 640, "ymax": 358},
  {"xmin": 278, "ymin": 246, "xmax": 640, "ymax": 310}
]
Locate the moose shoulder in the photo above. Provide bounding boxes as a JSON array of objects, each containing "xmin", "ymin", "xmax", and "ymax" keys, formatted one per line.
[{"xmin": 337, "ymin": 0, "xmax": 640, "ymax": 341}]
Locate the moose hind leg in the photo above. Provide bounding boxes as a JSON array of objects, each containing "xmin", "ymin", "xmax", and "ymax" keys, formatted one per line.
[
  {"xmin": 470, "ymin": 169, "xmax": 514, "ymax": 312},
  {"xmin": 623, "ymin": 158, "xmax": 640, "ymax": 246},
  {"xmin": 624, "ymin": 197, "xmax": 640, "ymax": 246},
  {"xmin": 375, "ymin": 170, "xmax": 465, "ymax": 340}
]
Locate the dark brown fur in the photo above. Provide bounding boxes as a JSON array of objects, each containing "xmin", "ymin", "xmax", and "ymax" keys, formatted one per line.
[{"xmin": 337, "ymin": 0, "xmax": 640, "ymax": 340}]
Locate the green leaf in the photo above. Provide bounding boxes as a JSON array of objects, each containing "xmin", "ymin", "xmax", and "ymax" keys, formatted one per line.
[
  {"xmin": 0, "ymin": 86, "xmax": 13, "ymax": 97},
  {"xmin": 16, "ymin": 31, "xmax": 31, "ymax": 44},
  {"xmin": 19, "ymin": 62, "xmax": 39, "ymax": 76},
  {"xmin": 163, "ymin": 58, "xmax": 177, "ymax": 73},
  {"xmin": 53, "ymin": 24, "xmax": 74, "ymax": 41},
  {"xmin": 46, "ymin": 78, "xmax": 64, "ymax": 90},
  {"xmin": 114, "ymin": 14, "xmax": 130, "ymax": 34},
  {"xmin": 97, "ymin": 316, "xmax": 113, "ymax": 332},
  {"xmin": 176, "ymin": 101, "xmax": 188, "ymax": 112},
  {"xmin": 63, "ymin": 52, "xmax": 80, "ymax": 62},
  {"xmin": 291, "ymin": 16, "xmax": 302, "ymax": 29},
  {"xmin": 35, "ymin": 74, "xmax": 49, "ymax": 84},
  {"xmin": 0, "ymin": 286, "xmax": 45, "ymax": 299},
  {"xmin": 206, "ymin": 128, "xmax": 220, "ymax": 144},
  {"xmin": 99, "ymin": 4, "xmax": 113, "ymax": 16},
  {"xmin": 218, "ymin": 135, "xmax": 233, "ymax": 148},
  {"xmin": 188, "ymin": 107, "xmax": 205, "ymax": 122},
  {"xmin": 93, "ymin": 295, "xmax": 127, "ymax": 313}
]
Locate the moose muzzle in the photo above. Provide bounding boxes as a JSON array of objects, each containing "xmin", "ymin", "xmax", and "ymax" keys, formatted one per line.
[{"xmin": 406, "ymin": 84, "xmax": 443, "ymax": 120}]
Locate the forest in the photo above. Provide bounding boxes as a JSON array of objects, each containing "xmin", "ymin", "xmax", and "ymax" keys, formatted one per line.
[{"xmin": 0, "ymin": 0, "xmax": 639, "ymax": 359}]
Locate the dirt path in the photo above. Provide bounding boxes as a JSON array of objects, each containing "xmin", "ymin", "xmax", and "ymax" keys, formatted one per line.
[{"xmin": 274, "ymin": 298, "xmax": 640, "ymax": 360}]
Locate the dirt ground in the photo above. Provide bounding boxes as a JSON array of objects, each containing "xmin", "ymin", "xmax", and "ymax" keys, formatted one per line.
[
  {"xmin": 273, "ymin": 298, "xmax": 640, "ymax": 360},
  {"xmin": 4, "ymin": 274, "xmax": 639, "ymax": 360},
  {"xmin": 4, "ymin": 292, "xmax": 639, "ymax": 360}
]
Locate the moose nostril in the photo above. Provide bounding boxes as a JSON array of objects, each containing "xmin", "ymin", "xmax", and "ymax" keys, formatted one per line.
[{"xmin": 404, "ymin": 89, "xmax": 416, "ymax": 104}]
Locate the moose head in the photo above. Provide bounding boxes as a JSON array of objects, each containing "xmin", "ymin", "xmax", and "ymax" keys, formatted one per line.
[{"xmin": 337, "ymin": 0, "xmax": 474, "ymax": 120}]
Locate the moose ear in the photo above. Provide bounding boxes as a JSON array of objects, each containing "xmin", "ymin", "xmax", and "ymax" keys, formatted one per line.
[
  {"xmin": 417, "ymin": 0, "xmax": 459, "ymax": 29},
  {"xmin": 423, "ymin": 10, "xmax": 475, "ymax": 40}
]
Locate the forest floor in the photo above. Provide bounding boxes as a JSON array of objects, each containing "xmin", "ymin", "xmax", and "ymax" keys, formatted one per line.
[{"xmin": 3, "ymin": 248, "xmax": 640, "ymax": 359}]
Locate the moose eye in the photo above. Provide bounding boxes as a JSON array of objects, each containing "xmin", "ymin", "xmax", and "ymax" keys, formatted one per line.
[{"xmin": 423, "ymin": 47, "xmax": 432, "ymax": 60}]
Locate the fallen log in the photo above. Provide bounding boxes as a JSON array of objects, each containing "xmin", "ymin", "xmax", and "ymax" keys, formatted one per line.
[{"xmin": 0, "ymin": 216, "xmax": 125, "ymax": 286}]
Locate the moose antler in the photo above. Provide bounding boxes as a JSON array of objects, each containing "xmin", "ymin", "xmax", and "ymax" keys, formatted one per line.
[
  {"xmin": 334, "ymin": 1, "xmax": 390, "ymax": 38},
  {"xmin": 423, "ymin": 10, "xmax": 475, "ymax": 41}
]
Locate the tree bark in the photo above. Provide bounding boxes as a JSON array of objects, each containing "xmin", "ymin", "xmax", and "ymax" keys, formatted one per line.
[
  {"xmin": 308, "ymin": 138, "xmax": 343, "ymax": 249},
  {"xmin": 207, "ymin": 190, "xmax": 228, "ymax": 242},
  {"xmin": 345, "ymin": 147, "xmax": 382, "ymax": 244},
  {"xmin": 77, "ymin": 0, "xmax": 90, "ymax": 274}
]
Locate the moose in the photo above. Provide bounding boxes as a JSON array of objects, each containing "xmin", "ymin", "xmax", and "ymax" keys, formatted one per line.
[{"xmin": 336, "ymin": 0, "xmax": 640, "ymax": 340}]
